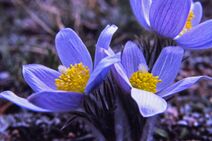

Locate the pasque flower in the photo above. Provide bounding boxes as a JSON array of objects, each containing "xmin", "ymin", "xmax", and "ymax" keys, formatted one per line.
[
  {"xmin": 130, "ymin": 0, "xmax": 212, "ymax": 50},
  {"xmin": 112, "ymin": 41, "xmax": 212, "ymax": 117},
  {"xmin": 0, "ymin": 25, "xmax": 119, "ymax": 112}
]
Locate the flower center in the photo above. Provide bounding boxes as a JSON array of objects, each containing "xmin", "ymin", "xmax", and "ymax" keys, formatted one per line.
[
  {"xmin": 180, "ymin": 11, "xmax": 195, "ymax": 35},
  {"xmin": 55, "ymin": 63, "xmax": 90, "ymax": 93},
  {"xmin": 129, "ymin": 71, "xmax": 161, "ymax": 93}
]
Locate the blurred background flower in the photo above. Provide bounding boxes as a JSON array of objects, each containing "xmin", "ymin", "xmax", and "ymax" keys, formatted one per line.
[{"xmin": 130, "ymin": 0, "xmax": 212, "ymax": 49}]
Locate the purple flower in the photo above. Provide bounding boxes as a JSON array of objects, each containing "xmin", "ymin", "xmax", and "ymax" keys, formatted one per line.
[
  {"xmin": 130, "ymin": 0, "xmax": 212, "ymax": 50},
  {"xmin": 112, "ymin": 41, "xmax": 212, "ymax": 117},
  {"xmin": 0, "ymin": 25, "xmax": 119, "ymax": 112}
]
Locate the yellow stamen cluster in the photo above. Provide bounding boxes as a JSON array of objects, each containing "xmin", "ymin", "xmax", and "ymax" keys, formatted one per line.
[
  {"xmin": 185, "ymin": 11, "xmax": 194, "ymax": 29},
  {"xmin": 55, "ymin": 63, "xmax": 90, "ymax": 93},
  {"xmin": 129, "ymin": 71, "xmax": 161, "ymax": 93},
  {"xmin": 180, "ymin": 11, "xmax": 195, "ymax": 35}
]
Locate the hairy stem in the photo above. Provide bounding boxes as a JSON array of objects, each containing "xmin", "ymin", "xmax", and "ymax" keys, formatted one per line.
[{"xmin": 140, "ymin": 115, "xmax": 158, "ymax": 141}]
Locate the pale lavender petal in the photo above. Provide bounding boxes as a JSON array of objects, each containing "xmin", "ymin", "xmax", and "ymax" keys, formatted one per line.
[
  {"xmin": 111, "ymin": 63, "xmax": 132, "ymax": 93},
  {"xmin": 176, "ymin": 20, "xmax": 212, "ymax": 49},
  {"xmin": 85, "ymin": 54, "xmax": 120, "ymax": 94},
  {"xmin": 23, "ymin": 64, "xmax": 60, "ymax": 92},
  {"xmin": 158, "ymin": 76, "xmax": 212, "ymax": 98},
  {"xmin": 130, "ymin": 0, "xmax": 150, "ymax": 30},
  {"xmin": 55, "ymin": 28, "xmax": 93, "ymax": 71},
  {"xmin": 142, "ymin": 0, "xmax": 152, "ymax": 25},
  {"xmin": 121, "ymin": 41, "xmax": 147, "ymax": 78},
  {"xmin": 131, "ymin": 88, "xmax": 167, "ymax": 117},
  {"xmin": 192, "ymin": 2, "xmax": 203, "ymax": 26},
  {"xmin": 0, "ymin": 91, "xmax": 50, "ymax": 112},
  {"xmin": 104, "ymin": 47, "xmax": 132, "ymax": 93},
  {"xmin": 94, "ymin": 25, "xmax": 118, "ymax": 67},
  {"xmin": 104, "ymin": 47, "xmax": 116, "ymax": 56},
  {"xmin": 149, "ymin": 0, "xmax": 191, "ymax": 38},
  {"xmin": 28, "ymin": 91, "xmax": 83, "ymax": 112},
  {"xmin": 152, "ymin": 47, "xmax": 184, "ymax": 92}
]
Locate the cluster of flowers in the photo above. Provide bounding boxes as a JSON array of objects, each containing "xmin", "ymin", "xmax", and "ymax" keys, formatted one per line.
[{"xmin": 0, "ymin": 0, "xmax": 211, "ymax": 117}]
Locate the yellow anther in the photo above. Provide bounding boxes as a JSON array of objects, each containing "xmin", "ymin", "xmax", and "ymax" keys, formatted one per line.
[
  {"xmin": 180, "ymin": 11, "xmax": 195, "ymax": 35},
  {"xmin": 185, "ymin": 11, "xmax": 194, "ymax": 29},
  {"xmin": 129, "ymin": 71, "xmax": 161, "ymax": 93},
  {"xmin": 55, "ymin": 63, "xmax": 90, "ymax": 93}
]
